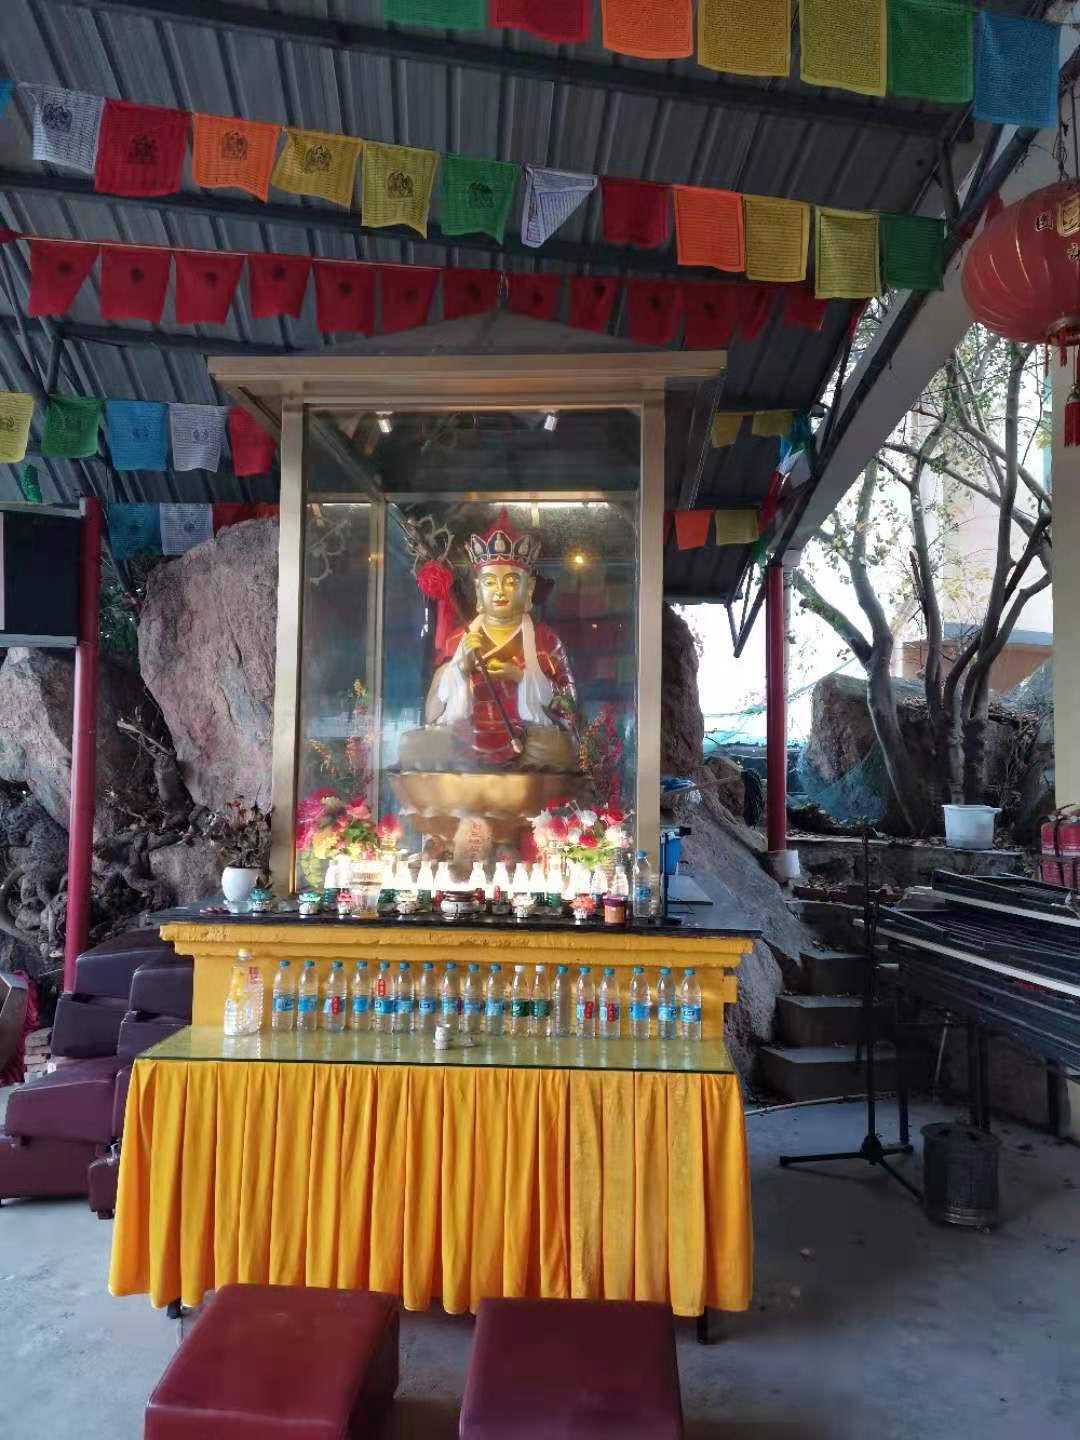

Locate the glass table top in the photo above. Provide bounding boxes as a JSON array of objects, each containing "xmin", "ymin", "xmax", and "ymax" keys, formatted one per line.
[{"xmin": 146, "ymin": 1025, "xmax": 736, "ymax": 1076}]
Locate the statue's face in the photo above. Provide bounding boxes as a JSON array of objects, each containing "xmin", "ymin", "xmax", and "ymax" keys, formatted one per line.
[{"xmin": 475, "ymin": 564, "xmax": 534, "ymax": 622}]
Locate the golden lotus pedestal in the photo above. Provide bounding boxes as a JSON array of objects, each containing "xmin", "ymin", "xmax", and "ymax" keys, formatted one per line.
[{"xmin": 387, "ymin": 768, "xmax": 589, "ymax": 848}]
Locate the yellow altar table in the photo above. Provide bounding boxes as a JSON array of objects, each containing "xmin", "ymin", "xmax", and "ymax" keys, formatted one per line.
[{"xmin": 109, "ymin": 1026, "xmax": 753, "ymax": 1318}]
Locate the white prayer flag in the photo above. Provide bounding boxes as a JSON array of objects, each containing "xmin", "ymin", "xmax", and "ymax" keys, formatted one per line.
[
  {"xmin": 520, "ymin": 166, "xmax": 597, "ymax": 249},
  {"xmin": 159, "ymin": 504, "xmax": 214, "ymax": 556},
  {"xmin": 168, "ymin": 403, "xmax": 228, "ymax": 472},
  {"xmin": 24, "ymin": 85, "xmax": 104, "ymax": 174}
]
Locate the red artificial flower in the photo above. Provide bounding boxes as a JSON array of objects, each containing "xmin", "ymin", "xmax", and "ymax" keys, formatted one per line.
[
  {"xmin": 297, "ymin": 786, "xmax": 338, "ymax": 825},
  {"xmin": 546, "ymin": 815, "xmax": 569, "ymax": 841},
  {"xmin": 548, "ymin": 795, "xmax": 570, "ymax": 808},
  {"xmin": 345, "ymin": 797, "xmax": 371, "ymax": 822},
  {"xmin": 600, "ymin": 808, "xmax": 625, "ymax": 825},
  {"xmin": 579, "ymin": 832, "xmax": 598, "ymax": 849},
  {"xmin": 377, "ymin": 812, "xmax": 402, "ymax": 840},
  {"xmin": 416, "ymin": 560, "xmax": 455, "ymax": 601}
]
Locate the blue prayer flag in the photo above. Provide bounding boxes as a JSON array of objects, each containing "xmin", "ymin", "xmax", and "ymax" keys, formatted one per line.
[
  {"xmin": 107, "ymin": 504, "xmax": 162, "ymax": 564},
  {"xmin": 106, "ymin": 400, "xmax": 169, "ymax": 471},
  {"xmin": 975, "ymin": 13, "xmax": 1059, "ymax": 131},
  {"xmin": 0, "ymin": 82, "xmax": 11, "ymax": 119}
]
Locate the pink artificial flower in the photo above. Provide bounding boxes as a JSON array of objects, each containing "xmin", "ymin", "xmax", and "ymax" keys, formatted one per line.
[
  {"xmin": 345, "ymin": 797, "xmax": 372, "ymax": 823},
  {"xmin": 377, "ymin": 812, "xmax": 402, "ymax": 840},
  {"xmin": 334, "ymin": 813, "xmax": 351, "ymax": 834},
  {"xmin": 296, "ymin": 821, "xmax": 318, "ymax": 851},
  {"xmin": 297, "ymin": 786, "xmax": 338, "ymax": 825}
]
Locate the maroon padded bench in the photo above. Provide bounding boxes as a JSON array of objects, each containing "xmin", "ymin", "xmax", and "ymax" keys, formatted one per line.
[
  {"xmin": 460, "ymin": 1298, "xmax": 684, "ymax": 1439},
  {"xmin": 145, "ymin": 1285, "xmax": 399, "ymax": 1439}
]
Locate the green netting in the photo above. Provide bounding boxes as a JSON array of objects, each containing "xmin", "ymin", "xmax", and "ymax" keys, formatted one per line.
[
  {"xmin": 880, "ymin": 213, "xmax": 946, "ymax": 293},
  {"xmin": 888, "ymin": 0, "xmax": 973, "ymax": 105},
  {"xmin": 440, "ymin": 154, "xmax": 519, "ymax": 242},
  {"xmin": 796, "ymin": 744, "xmax": 888, "ymax": 824}
]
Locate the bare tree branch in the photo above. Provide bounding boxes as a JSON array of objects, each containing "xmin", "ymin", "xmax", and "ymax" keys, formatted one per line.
[{"xmin": 791, "ymin": 570, "xmax": 872, "ymax": 667}]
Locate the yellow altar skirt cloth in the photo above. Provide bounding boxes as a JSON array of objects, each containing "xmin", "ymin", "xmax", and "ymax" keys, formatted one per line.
[{"xmin": 109, "ymin": 1058, "xmax": 753, "ymax": 1317}]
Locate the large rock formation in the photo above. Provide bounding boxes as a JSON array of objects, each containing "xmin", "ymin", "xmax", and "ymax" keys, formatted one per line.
[
  {"xmin": 661, "ymin": 606, "xmax": 704, "ymax": 776},
  {"xmin": 139, "ymin": 519, "xmax": 278, "ymax": 812}
]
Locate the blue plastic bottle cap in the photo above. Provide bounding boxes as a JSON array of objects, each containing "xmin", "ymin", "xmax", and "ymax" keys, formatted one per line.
[
  {"xmin": 633, "ymin": 965, "xmax": 644, "ymax": 974},
  {"xmin": 379, "ymin": 961, "xmax": 390, "ymax": 970},
  {"xmin": 636, "ymin": 850, "xmax": 647, "ymax": 859},
  {"xmin": 423, "ymin": 962, "xmax": 434, "ymax": 971},
  {"xmin": 399, "ymin": 961, "xmax": 408, "ymax": 970},
  {"xmin": 580, "ymin": 966, "xmax": 590, "ymax": 974},
  {"xmin": 331, "ymin": 961, "xmax": 342, "ymax": 970},
  {"xmin": 356, "ymin": 960, "xmax": 367, "ymax": 968},
  {"xmin": 660, "ymin": 966, "xmax": 671, "ymax": 974},
  {"xmin": 604, "ymin": 967, "xmax": 614, "ymax": 976},
  {"xmin": 447, "ymin": 962, "xmax": 457, "ymax": 970},
  {"xmin": 686, "ymin": 968, "xmax": 695, "ymax": 977},
  {"xmin": 556, "ymin": 965, "xmax": 567, "ymax": 974},
  {"xmin": 279, "ymin": 960, "xmax": 289, "ymax": 968},
  {"xmin": 469, "ymin": 963, "xmax": 479, "ymax": 972},
  {"xmin": 304, "ymin": 960, "xmax": 315, "ymax": 968},
  {"xmin": 491, "ymin": 964, "xmax": 501, "ymax": 972}
]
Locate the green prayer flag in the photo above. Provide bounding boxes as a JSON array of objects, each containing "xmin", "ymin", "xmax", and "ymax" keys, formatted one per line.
[
  {"xmin": 880, "ymin": 213, "xmax": 946, "ymax": 293},
  {"xmin": 382, "ymin": 0, "xmax": 487, "ymax": 28},
  {"xmin": 18, "ymin": 463, "xmax": 42, "ymax": 503},
  {"xmin": 440, "ymin": 154, "xmax": 519, "ymax": 244},
  {"xmin": 749, "ymin": 538, "xmax": 767, "ymax": 568},
  {"xmin": 42, "ymin": 394, "xmax": 102, "ymax": 459},
  {"xmin": 888, "ymin": 0, "xmax": 973, "ymax": 105}
]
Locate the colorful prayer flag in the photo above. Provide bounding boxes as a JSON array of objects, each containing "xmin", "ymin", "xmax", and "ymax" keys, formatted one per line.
[
  {"xmin": 271, "ymin": 128, "xmax": 362, "ymax": 209},
  {"xmin": 682, "ymin": 283, "xmax": 740, "ymax": 348},
  {"xmin": 491, "ymin": 0, "xmax": 590, "ymax": 44},
  {"xmin": 442, "ymin": 267, "xmax": 501, "ymax": 321},
  {"xmin": 18, "ymin": 463, "xmax": 41, "ymax": 503},
  {"xmin": 521, "ymin": 167, "xmax": 596, "ymax": 248},
  {"xmin": 752, "ymin": 410, "xmax": 793, "ymax": 439},
  {"xmin": 174, "ymin": 250, "xmax": 245, "ymax": 325},
  {"xmin": 100, "ymin": 244, "xmax": 171, "ymax": 322},
  {"xmin": 879, "ymin": 213, "xmax": 945, "ymax": 292},
  {"xmin": 714, "ymin": 510, "xmax": 759, "ymax": 545},
  {"xmin": 697, "ymin": 0, "xmax": 791, "ymax": 78},
  {"xmin": 381, "ymin": 265, "xmax": 439, "ymax": 333},
  {"xmin": 0, "ymin": 393, "xmax": 34, "ymax": 464},
  {"xmin": 814, "ymin": 208, "xmax": 880, "ymax": 300},
  {"xmin": 42, "ymin": 394, "xmax": 102, "ymax": 459},
  {"xmin": 362, "ymin": 141, "xmax": 439, "ymax": 237},
  {"xmin": 105, "ymin": 400, "xmax": 169, "ymax": 471},
  {"xmin": 600, "ymin": 177, "xmax": 670, "ymax": 249},
  {"xmin": 507, "ymin": 272, "xmax": 562, "ymax": 321},
  {"xmin": 227, "ymin": 408, "xmax": 277, "ymax": 476},
  {"xmin": 674, "ymin": 510, "xmax": 713, "ymax": 550},
  {"xmin": 191, "ymin": 113, "xmax": 282, "ymax": 201},
  {"xmin": 94, "ymin": 99, "xmax": 188, "ymax": 197},
  {"xmin": 710, "ymin": 412, "xmax": 745, "ymax": 447},
  {"xmin": 212, "ymin": 503, "xmax": 257, "ymax": 533},
  {"xmin": 440, "ymin": 154, "xmax": 518, "ymax": 243},
  {"xmin": 601, "ymin": 0, "xmax": 692, "ymax": 60},
  {"xmin": 24, "ymin": 85, "xmax": 104, "ymax": 173},
  {"xmin": 781, "ymin": 285, "xmax": 828, "ymax": 332},
  {"xmin": 888, "ymin": 0, "xmax": 973, "ymax": 105},
  {"xmin": 312, "ymin": 259, "xmax": 377, "ymax": 334},
  {"xmin": 160, "ymin": 504, "xmax": 214, "ymax": 556},
  {"xmin": 800, "ymin": 0, "xmax": 887, "ymax": 98},
  {"xmin": 107, "ymin": 504, "xmax": 162, "ymax": 563},
  {"xmin": 168, "ymin": 404, "xmax": 229, "ymax": 472},
  {"xmin": 383, "ymin": 0, "xmax": 487, "ymax": 25},
  {"xmin": 27, "ymin": 239, "xmax": 98, "ymax": 318},
  {"xmin": 742, "ymin": 195, "xmax": 809, "ymax": 283},
  {"xmin": 672, "ymin": 186, "xmax": 745, "ymax": 272},
  {"xmin": 626, "ymin": 279, "xmax": 683, "ymax": 345},
  {"xmin": 247, "ymin": 252, "xmax": 313, "ymax": 320},
  {"xmin": 568, "ymin": 275, "xmax": 619, "ymax": 333},
  {"xmin": 974, "ymin": 13, "xmax": 1059, "ymax": 131}
]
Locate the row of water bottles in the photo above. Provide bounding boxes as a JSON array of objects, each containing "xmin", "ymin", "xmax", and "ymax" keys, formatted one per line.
[{"xmin": 267, "ymin": 957, "xmax": 703, "ymax": 1040}]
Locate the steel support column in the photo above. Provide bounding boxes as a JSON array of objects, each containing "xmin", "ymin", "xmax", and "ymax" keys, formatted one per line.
[
  {"xmin": 63, "ymin": 495, "xmax": 103, "ymax": 991},
  {"xmin": 765, "ymin": 561, "xmax": 787, "ymax": 854}
]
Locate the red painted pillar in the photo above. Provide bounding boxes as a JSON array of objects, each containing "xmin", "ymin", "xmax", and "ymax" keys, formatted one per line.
[
  {"xmin": 63, "ymin": 496, "xmax": 102, "ymax": 992},
  {"xmin": 765, "ymin": 561, "xmax": 787, "ymax": 853}
]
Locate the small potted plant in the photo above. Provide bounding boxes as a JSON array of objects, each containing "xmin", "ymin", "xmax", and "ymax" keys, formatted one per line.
[{"xmin": 211, "ymin": 799, "xmax": 272, "ymax": 912}]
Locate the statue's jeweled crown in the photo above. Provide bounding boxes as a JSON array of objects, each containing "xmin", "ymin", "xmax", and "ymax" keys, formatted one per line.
[{"xmin": 465, "ymin": 509, "xmax": 541, "ymax": 573}]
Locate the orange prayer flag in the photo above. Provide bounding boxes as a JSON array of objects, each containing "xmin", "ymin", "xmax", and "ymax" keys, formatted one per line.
[
  {"xmin": 192, "ymin": 114, "xmax": 282, "ymax": 202},
  {"xmin": 673, "ymin": 186, "xmax": 745, "ymax": 272},
  {"xmin": 601, "ymin": 0, "xmax": 693, "ymax": 59},
  {"xmin": 673, "ymin": 509, "xmax": 714, "ymax": 550}
]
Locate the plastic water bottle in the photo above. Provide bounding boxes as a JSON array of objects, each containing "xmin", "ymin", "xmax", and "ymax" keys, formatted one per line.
[
  {"xmin": 243, "ymin": 952, "xmax": 265, "ymax": 1033},
  {"xmin": 373, "ymin": 961, "xmax": 394, "ymax": 1033},
  {"xmin": 440, "ymin": 962, "xmax": 461, "ymax": 1027},
  {"xmin": 656, "ymin": 967, "xmax": 677, "ymax": 1040},
  {"xmin": 598, "ymin": 967, "xmax": 621, "ymax": 1040},
  {"xmin": 323, "ymin": 960, "xmax": 347, "ymax": 1033},
  {"xmin": 679, "ymin": 969, "xmax": 702, "ymax": 1040},
  {"xmin": 632, "ymin": 851, "xmax": 653, "ymax": 921},
  {"xmin": 485, "ymin": 964, "xmax": 506, "ymax": 1036},
  {"xmin": 297, "ymin": 959, "xmax": 319, "ymax": 1034},
  {"xmin": 269, "ymin": 960, "xmax": 296, "ymax": 1033},
  {"xmin": 551, "ymin": 964, "xmax": 571, "ymax": 1039},
  {"xmin": 393, "ymin": 961, "xmax": 413, "ymax": 1034},
  {"xmin": 416, "ymin": 961, "xmax": 438, "ymax": 1034},
  {"xmin": 629, "ymin": 965, "xmax": 651, "ymax": 1040},
  {"xmin": 348, "ymin": 961, "xmax": 370, "ymax": 1031},
  {"xmin": 610, "ymin": 864, "xmax": 630, "ymax": 900},
  {"xmin": 224, "ymin": 949, "xmax": 264, "ymax": 1036},
  {"xmin": 530, "ymin": 964, "xmax": 551, "ymax": 1038},
  {"xmin": 509, "ymin": 963, "xmax": 532, "ymax": 1037},
  {"xmin": 575, "ymin": 965, "xmax": 596, "ymax": 1039}
]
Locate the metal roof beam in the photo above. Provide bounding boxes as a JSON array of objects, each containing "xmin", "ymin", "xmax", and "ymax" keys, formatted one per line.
[
  {"xmin": 54, "ymin": 0, "xmax": 951, "ymax": 138},
  {"xmin": 0, "ymin": 312, "xmax": 290, "ymax": 357}
]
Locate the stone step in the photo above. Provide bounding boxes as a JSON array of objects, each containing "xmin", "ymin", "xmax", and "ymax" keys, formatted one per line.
[
  {"xmin": 799, "ymin": 949, "xmax": 869, "ymax": 996},
  {"xmin": 759, "ymin": 1042, "xmax": 898, "ymax": 1103},
  {"xmin": 776, "ymin": 993, "xmax": 891, "ymax": 1049}
]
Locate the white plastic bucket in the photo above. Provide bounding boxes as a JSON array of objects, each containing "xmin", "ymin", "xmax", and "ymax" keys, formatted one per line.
[{"xmin": 942, "ymin": 804, "xmax": 1001, "ymax": 851}]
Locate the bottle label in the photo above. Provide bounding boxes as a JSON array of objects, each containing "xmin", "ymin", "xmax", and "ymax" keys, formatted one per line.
[
  {"xmin": 441, "ymin": 998, "xmax": 458, "ymax": 1019},
  {"xmin": 657, "ymin": 1004, "xmax": 677, "ymax": 1024},
  {"xmin": 486, "ymin": 998, "xmax": 505, "ymax": 1018},
  {"xmin": 323, "ymin": 995, "xmax": 344, "ymax": 1016},
  {"xmin": 602, "ymin": 1002, "xmax": 620, "ymax": 1023},
  {"xmin": 297, "ymin": 995, "xmax": 317, "ymax": 1015},
  {"xmin": 272, "ymin": 994, "xmax": 295, "ymax": 1013},
  {"xmin": 396, "ymin": 998, "xmax": 413, "ymax": 1015},
  {"xmin": 634, "ymin": 884, "xmax": 651, "ymax": 904},
  {"xmin": 375, "ymin": 977, "xmax": 389, "ymax": 998},
  {"xmin": 418, "ymin": 997, "xmax": 437, "ymax": 1016},
  {"xmin": 373, "ymin": 997, "xmax": 394, "ymax": 1017},
  {"xmin": 510, "ymin": 998, "xmax": 532, "ymax": 1019},
  {"xmin": 629, "ymin": 1003, "xmax": 650, "ymax": 1022},
  {"xmin": 351, "ymin": 994, "xmax": 370, "ymax": 1015},
  {"xmin": 532, "ymin": 998, "xmax": 551, "ymax": 1020},
  {"xmin": 464, "ymin": 1000, "xmax": 483, "ymax": 1017},
  {"xmin": 576, "ymin": 1000, "xmax": 595, "ymax": 1022},
  {"xmin": 680, "ymin": 1004, "xmax": 702, "ymax": 1024}
]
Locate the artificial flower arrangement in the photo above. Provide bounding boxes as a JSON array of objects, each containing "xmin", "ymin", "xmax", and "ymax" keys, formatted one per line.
[
  {"xmin": 296, "ymin": 788, "xmax": 380, "ymax": 863},
  {"xmin": 530, "ymin": 801, "xmax": 633, "ymax": 874}
]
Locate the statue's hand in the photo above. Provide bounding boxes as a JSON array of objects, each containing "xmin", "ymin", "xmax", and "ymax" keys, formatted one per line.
[
  {"xmin": 460, "ymin": 632, "xmax": 485, "ymax": 673},
  {"xmin": 486, "ymin": 660, "xmax": 524, "ymax": 684}
]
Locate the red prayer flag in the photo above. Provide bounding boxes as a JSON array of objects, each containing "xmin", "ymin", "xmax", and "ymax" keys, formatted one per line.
[
  {"xmin": 759, "ymin": 470, "xmax": 781, "ymax": 533},
  {"xmin": 569, "ymin": 275, "xmax": 619, "ymax": 333},
  {"xmin": 600, "ymin": 177, "xmax": 671, "ymax": 249},
  {"xmin": 782, "ymin": 284, "xmax": 828, "ymax": 333},
  {"xmin": 626, "ymin": 279, "xmax": 683, "ymax": 345},
  {"xmin": 381, "ymin": 266, "xmax": 439, "ymax": 334},
  {"xmin": 442, "ymin": 267, "xmax": 500, "ymax": 321},
  {"xmin": 674, "ymin": 510, "xmax": 714, "ymax": 550},
  {"xmin": 94, "ymin": 99, "xmax": 189, "ymax": 197},
  {"xmin": 681, "ymin": 283, "xmax": 740, "ymax": 348},
  {"xmin": 663, "ymin": 510, "xmax": 674, "ymax": 543},
  {"xmin": 247, "ymin": 252, "xmax": 312, "ymax": 320},
  {"xmin": 253, "ymin": 502, "xmax": 279, "ymax": 520},
  {"xmin": 227, "ymin": 408, "xmax": 278, "ymax": 477},
  {"xmin": 0, "ymin": 228, "xmax": 20, "ymax": 245},
  {"xmin": 736, "ymin": 285, "xmax": 774, "ymax": 342},
  {"xmin": 312, "ymin": 259, "xmax": 376, "ymax": 335},
  {"xmin": 174, "ymin": 250, "xmax": 245, "ymax": 325},
  {"xmin": 507, "ymin": 272, "xmax": 562, "ymax": 321},
  {"xmin": 99, "ymin": 244, "xmax": 171, "ymax": 323},
  {"xmin": 212, "ymin": 502, "xmax": 258, "ymax": 533},
  {"xmin": 27, "ymin": 239, "xmax": 99, "ymax": 317},
  {"xmin": 491, "ymin": 0, "xmax": 590, "ymax": 43}
]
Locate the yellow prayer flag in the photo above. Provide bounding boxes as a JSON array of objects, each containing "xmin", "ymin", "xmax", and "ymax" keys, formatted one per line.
[
  {"xmin": 815, "ymin": 207, "xmax": 881, "ymax": 300},
  {"xmin": 0, "ymin": 392, "xmax": 34, "ymax": 464},
  {"xmin": 800, "ymin": 0, "xmax": 886, "ymax": 98},
  {"xmin": 742, "ymin": 195, "xmax": 809, "ymax": 283},
  {"xmin": 751, "ymin": 410, "xmax": 794, "ymax": 438},
  {"xmin": 710, "ymin": 412, "xmax": 745, "ymax": 447},
  {"xmin": 362, "ymin": 141, "xmax": 439, "ymax": 238},
  {"xmin": 270, "ymin": 128, "xmax": 363, "ymax": 209},
  {"xmin": 698, "ymin": 0, "xmax": 791, "ymax": 78},
  {"xmin": 714, "ymin": 510, "xmax": 760, "ymax": 545}
]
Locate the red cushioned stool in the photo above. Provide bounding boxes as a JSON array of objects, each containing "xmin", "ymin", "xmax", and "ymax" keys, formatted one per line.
[
  {"xmin": 460, "ymin": 1297, "xmax": 683, "ymax": 1439},
  {"xmin": 145, "ymin": 1284, "xmax": 399, "ymax": 1439}
]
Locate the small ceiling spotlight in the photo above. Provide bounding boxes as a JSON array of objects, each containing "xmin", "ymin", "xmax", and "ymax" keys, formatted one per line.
[
  {"xmin": 376, "ymin": 412, "xmax": 393, "ymax": 434},
  {"xmin": 543, "ymin": 411, "xmax": 558, "ymax": 432}
]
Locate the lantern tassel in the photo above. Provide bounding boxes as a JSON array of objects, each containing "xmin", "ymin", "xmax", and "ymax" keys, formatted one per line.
[{"xmin": 1067, "ymin": 350, "xmax": 1080, "ymax": 448}]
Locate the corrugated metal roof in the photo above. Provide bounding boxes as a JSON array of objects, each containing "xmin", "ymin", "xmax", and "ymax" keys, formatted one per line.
[{"xmin": 0, "ymin": 0, "xmax": 1037, "ymax": 597}]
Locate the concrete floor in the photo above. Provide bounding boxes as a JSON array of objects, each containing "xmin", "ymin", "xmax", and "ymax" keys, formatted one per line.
[{"xmin": 2, "ymin": 1096, "xmax": 1077, "ymax": 1440}]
